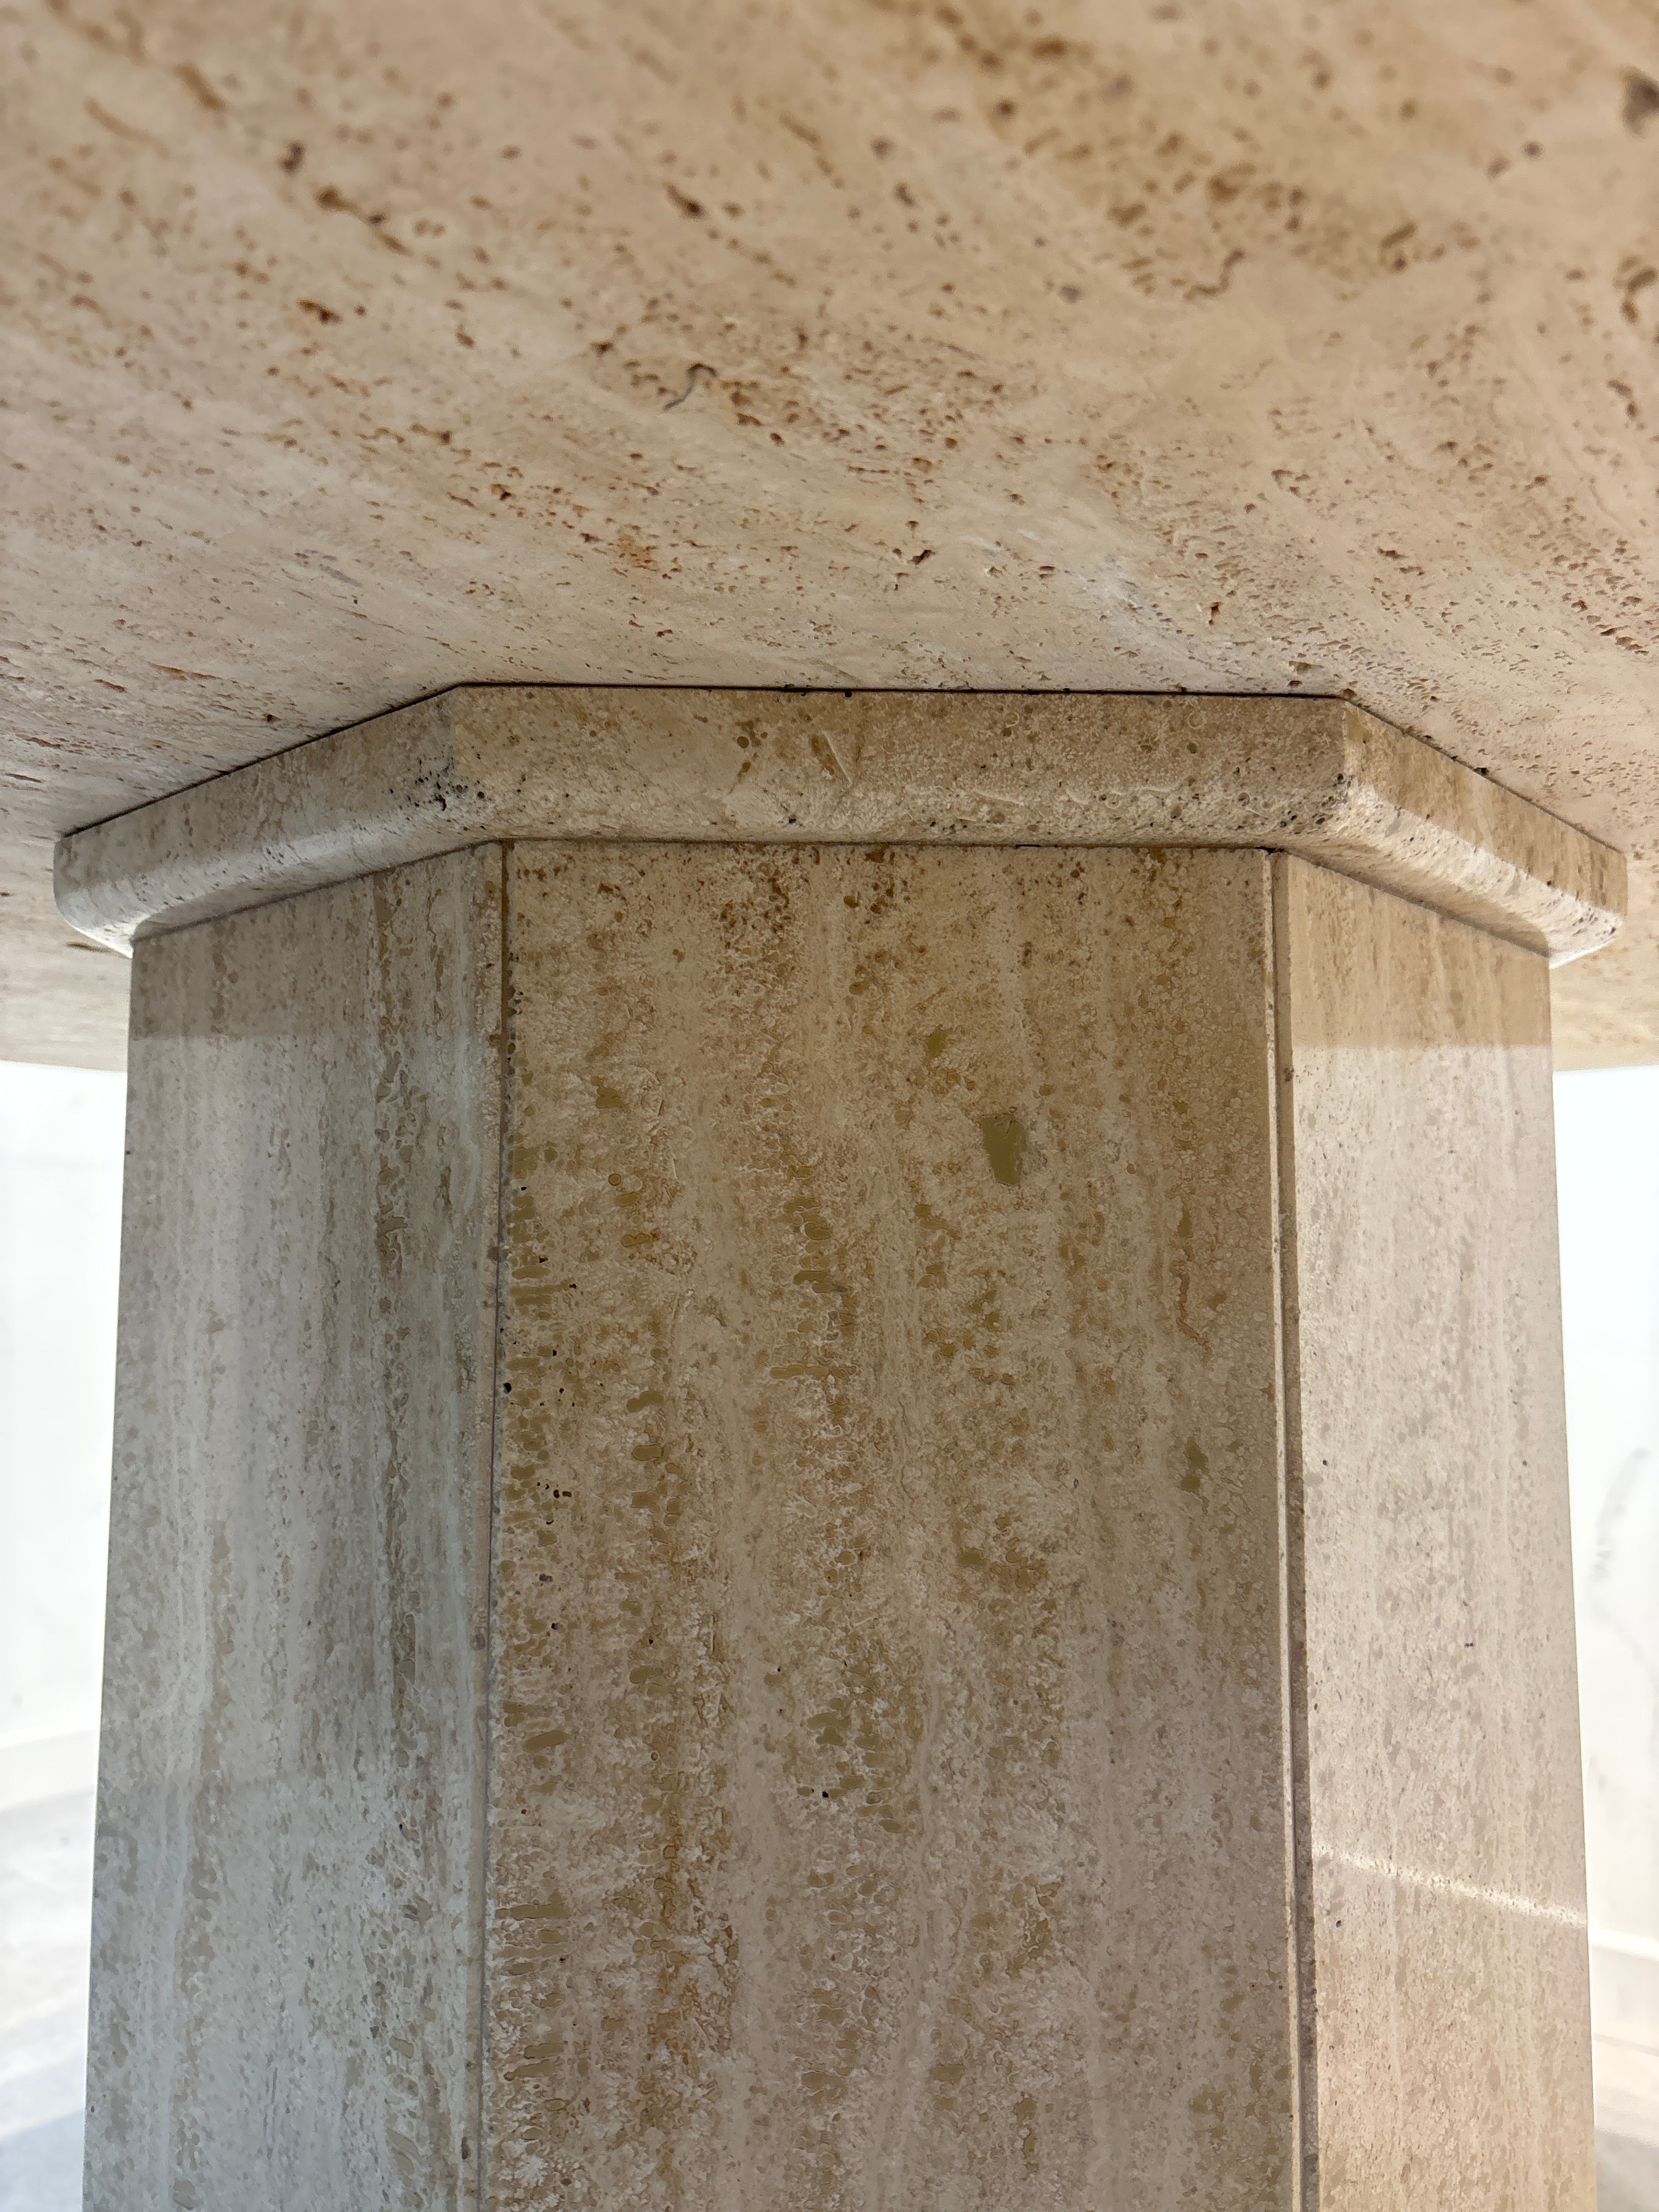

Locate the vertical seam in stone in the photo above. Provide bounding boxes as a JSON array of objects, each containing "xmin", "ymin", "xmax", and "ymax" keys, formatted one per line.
[
  {"xmin": 1268, "ymin": 853, "xmax": 1320, "ymax": 2211},
  {"xmin": 473, "ymin": 842, "xmax": 513, "ymax": 2211}
]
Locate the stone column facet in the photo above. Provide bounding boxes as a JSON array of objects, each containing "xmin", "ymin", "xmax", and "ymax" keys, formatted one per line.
[{"xmin": 60, "ymin": 691, "xmax": 1616, "ymax": 2211}]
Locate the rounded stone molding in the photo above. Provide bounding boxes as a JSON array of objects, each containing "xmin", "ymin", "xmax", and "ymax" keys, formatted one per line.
[{"xmin": 56, "ymin": 687, "xmax": 1624, "ymax": 965}]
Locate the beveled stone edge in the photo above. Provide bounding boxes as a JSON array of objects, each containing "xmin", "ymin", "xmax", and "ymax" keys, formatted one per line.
[{"xmin": 55, "ymin": 687, "xmax": 1624, "ymax": 966}]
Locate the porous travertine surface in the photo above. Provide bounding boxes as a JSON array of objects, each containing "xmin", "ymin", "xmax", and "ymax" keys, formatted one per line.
[
  {"xmin": 1278, "ymin": 859, "xmax": 1594, "ymax": 2205},
  {"xmin": 5, "ymin": 0, "xmax": 1659, "ymax": 1064},
  {"xmin": 87, "ymin": 834, "xmax": 1593, "ymax": 2207},
  {"xmin": 89, "ymin": 847, "xmax": 505, "ymax": 2210},
  {"xmin": 489, "ymin": 842, "xmax": 1294, "ymax": 2206},
  {"xmin": 54, "ymin": 687, "xmax": 1624, "ymax": 966}
]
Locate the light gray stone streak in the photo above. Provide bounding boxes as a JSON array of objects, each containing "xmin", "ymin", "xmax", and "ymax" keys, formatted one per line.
[
  {"xmin": 1278, "ymin": 860, "xmax": 1592, "ymax": 2202},
  {"xmin": 88, "ymin": 847, "xmax": 505, "ymax": 2211}
]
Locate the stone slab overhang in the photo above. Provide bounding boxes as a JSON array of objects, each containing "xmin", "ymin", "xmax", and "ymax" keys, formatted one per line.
[{"xmin": 55, "ymin": 688, "xmax": 1623, "ymax": 969}]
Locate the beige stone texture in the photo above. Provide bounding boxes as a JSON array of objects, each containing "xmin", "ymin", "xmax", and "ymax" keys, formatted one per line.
[
  {"xmin": 88, "ymin": 845, "xmax": 505, "ymax": 2210},
  {"xmin": 489, "ymin": 842, "xmax": 1293, "ymax": 2207},
  {"xmin": 86, "ymin": 818, "xmax": 1595, "ymax": 2205},
  {"xmin": 1278, "ymin": 859, "xmax": 1594, "ymax": 2207},
  {"xmin": 55, "ymin": 687, "xmax": 1622, "ymax": 966},
  {"xmin": 7, "ymin": 0, "xmax": 1659, "ymax": 1068}
]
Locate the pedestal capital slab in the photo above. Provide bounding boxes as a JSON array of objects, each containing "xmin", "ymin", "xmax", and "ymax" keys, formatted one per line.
[{"xmin": 56, "ymin": 687, "xmax": 1622, "ymax": 963}]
